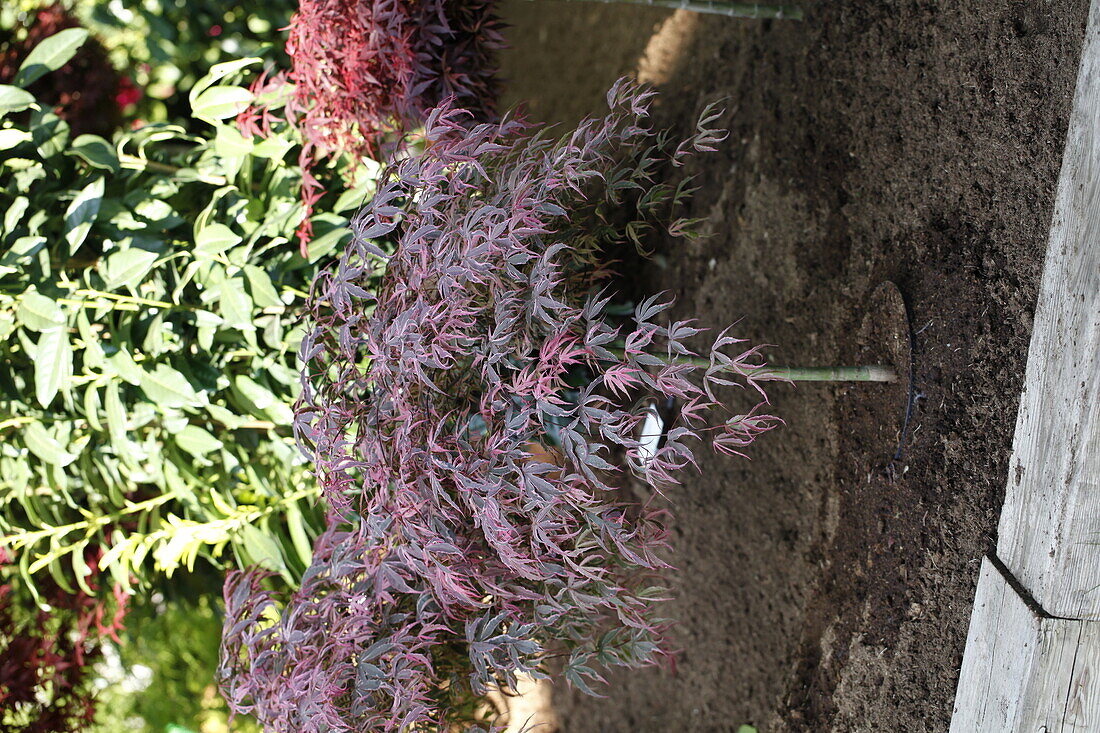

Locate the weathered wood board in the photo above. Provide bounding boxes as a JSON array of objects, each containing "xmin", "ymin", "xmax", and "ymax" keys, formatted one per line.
[
  {"xmin": 992, "ymin": 0, "xmax": 1100, "ymax": 620},
  {"xmin": 951, "ymin": 559, "xmax": 1100, "ymax": 731},
  {"xmin": 951, "ymin": 0, "xmax": 1100, "ymax": 728}
]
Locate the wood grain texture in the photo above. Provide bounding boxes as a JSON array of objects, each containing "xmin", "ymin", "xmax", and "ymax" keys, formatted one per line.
[
  {"xmin": 952, "ymin": 559, "xmax": 1100, "ymax": 732},
  {"xmin": 993, "ymin": 0, "xmax": 1100, "ymax": 620}
]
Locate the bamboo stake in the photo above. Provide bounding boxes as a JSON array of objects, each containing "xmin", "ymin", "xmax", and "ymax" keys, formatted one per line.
[{"xmin": 545, "ymin": 0, "xmax": 804, "ymax": 20}]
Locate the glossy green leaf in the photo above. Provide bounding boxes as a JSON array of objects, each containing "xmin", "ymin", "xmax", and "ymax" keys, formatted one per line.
[
  {"xmin": 64, "ymin": 177, "xmax": 104, "ymax": 255},
  {"xmin": 71, "ymin": 540, "xmax": 95, "ymax": 595},
  {"xmin": 83, "ymin": 384, "xmax": 102, "ymax": 432},
  {"xmin": 0, "ymin": 129, "xmax": 32, "ymax": 150},
  {"xmin": 188, "ymin": 57, "xmax": 262, "ymax": 108},
  {"xmin": 175, "ymin": 425, "xmax": 222, "ymax": 456},
  {"xmin": 306, "ymin": 215, "xmax": 352, "ymax": 262},
  {"xmin": 234, "ymin": 375, "xmax": 293, "ymax": 424},
  {"xmin": 244, "ymin": 265, "xmax": 283, "ymax": 309},
  {"xmin": 105, "ymin": 349, "xmax": 143, "ymax": 385},
  {"xmin": 13, "ymin": 28, "xmax": 89, "ymax": 87},
  {"xmin": 252, "ymin": 134, "xmax": 294, "ymax": 160},
  {"xmin": 285, "ymin": 502, "xmax": 313, "ymax": 567},
  {"xmin": 76, "ymin": 310, "xmax": 104, "ymax": 368},
  {"xmin": 191, "ymin": 85, "xmax": 253, "ymax": 122},
  {"xmin": 195, "ymin": 223, "xmax": 241, "ymax": 258},
  {"xmin": 69, "ymin": 134, "xmax": 120, "ymax": 173},
  {"xmin": 0, "ymin": 85, "xmax": 35, "ymax": 117},
  {"xmin": 104, "ymin": 381, "xmax": 127, "ymax": 444},
  {"xmin": 35, "ymin": 327, "xmax": 73, "ymax": 407},
  {"xmin": 32, "ymin": 112, "xmax": 69, "ymax": 158},
  {"xmin": 16, "ymin": 290, "xmax": 65, "ymax": 331},
  {"xmin": 233, "ymin": 374, "xmax": 276, "ymax": 411},
  {"xmin": 23, "ymin": 422, "xmax": 77, "ymax": 466},
  {"xmin": 204, "ymin": 403, "xmax": 247, "ymax": 429},
  {"xmin": 333, "ymin": 172, "xmax": 379, "ymax": 213},
  {"xmin": 104, "ymin": 248, "xmax": 159, "ymax": 290},
  {"xmin": 213, "ymin": 123, "xmax": 254, "ymax": 159},
  {"xmin": 239, "ymin": 524, "xmax": 287, "ymax": 576},
  {"xmin": 0, "ymin": 236, "xmax": 45, "ymax": 273},
  {"xmin": 141, "ymin": 364, "xmax": 204, "ymax": 409},
  {"xmin": 8, "ymin": 162, "xmax": 46, "ymax": 192},
  {"xmin": 3, "ymin": 195, "xmax": 29, "ymax": 235},
  {"xmin": 217, "ymin": 276, "xmax": 254, "ymax": 331}
]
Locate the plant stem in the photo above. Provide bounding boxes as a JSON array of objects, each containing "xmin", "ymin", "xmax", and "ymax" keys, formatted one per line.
[
  {"xmin": 118, "ymin": 153, "xmax": 228, "ymax": 186},
  {"xmin": 683, "ymin": 354, "xmax": 895, "ymax": 383},
  {"xmin": 607, "ymin": 348, "xmax": 897, "ymax": 383},
  {"xmin": 71, "ymin": 288, "xmax": 177, "ymax": 310},
  {"xmin": 758, "ymin": 365, "xmax": 897, "ymax": 383},
  {"xmin": 544, "ymin": 0, "xmax": 804, "ymax": 20},
  {"xmin": 7, "ymin": 493, "xmax": 176, "ymax": 547}
]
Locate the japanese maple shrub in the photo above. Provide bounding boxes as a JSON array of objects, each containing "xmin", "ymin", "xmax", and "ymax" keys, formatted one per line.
[{"xmin": 219, "ymin": 81, "xmax": 779, "ymax": 731}]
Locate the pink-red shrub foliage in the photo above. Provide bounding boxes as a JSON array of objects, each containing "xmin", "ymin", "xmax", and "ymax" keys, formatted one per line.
[
  {"xmin": 285, "ymin": 0, "xmax": 502, "ymax": 156},
  {"xmin": 219, "ymin": 81, "xmax": 779, "ymax": 731},
  {"xmin": 238, "ymin": 0, "xmax": 504, "ymax": 254}
]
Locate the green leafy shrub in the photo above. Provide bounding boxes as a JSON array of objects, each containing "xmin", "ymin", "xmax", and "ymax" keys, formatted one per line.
[
  {"xmin": 0, "ymin": 46, "xmax": 367, "ymax": 595},
  {"xmin": 81, "ymin": 0, "xmax": 295, "ymax": 126},
  {"xmin": 2, "ymin": 1, "xmax": 297, "ymax": 128},
  {"xmin": 0, "ymin": 5, "xmax": 124, "ymax": 138}
]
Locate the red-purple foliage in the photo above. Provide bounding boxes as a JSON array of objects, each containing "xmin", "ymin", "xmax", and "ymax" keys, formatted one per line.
[
  {"xmin": 285, "ymin": 0, "xmax": 502, "ymax": 156},
  {"xmin": 238, "ymin": 0, "xmax": 504, "ymax": 254},
  {"xmin": 0, "ymin": 548, "xmax": 127, "ymax": 732},
  {"xmin": 219, "ymin": 518, "xmax": 463, "ymax": 730},
  {"xmin": 219, "ymin": 81, "xmax": 779, "ymax": 731}
]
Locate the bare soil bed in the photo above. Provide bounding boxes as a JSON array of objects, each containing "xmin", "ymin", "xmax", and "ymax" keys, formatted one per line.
[{"xmin": 498, "ymin": 1, "xmax": 1089, "ymax": 730}]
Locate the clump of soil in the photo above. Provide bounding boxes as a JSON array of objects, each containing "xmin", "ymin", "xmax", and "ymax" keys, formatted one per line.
[{"xmin": 498, "ymin": 1, "xmax": 1089, "ymax": 730}]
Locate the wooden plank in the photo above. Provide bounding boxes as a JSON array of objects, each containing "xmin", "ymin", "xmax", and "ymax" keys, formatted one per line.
[
  {"xmin": 951, "ymin": 558, "xmax": 1100, "ymax": 732},
  {"xmin": 992, "ymin": 0, "xmax": 1100, "ymax": 620},
  {"xmin": 952, "ymin": 0, "xmax": 1100, "ymax": 727}
]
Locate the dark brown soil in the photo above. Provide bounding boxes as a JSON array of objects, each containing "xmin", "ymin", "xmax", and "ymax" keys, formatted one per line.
[{"xmin": 499, "ymin": 1, "xmax": 1089, "ymax": 730}]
